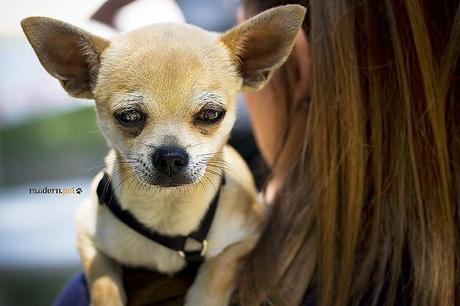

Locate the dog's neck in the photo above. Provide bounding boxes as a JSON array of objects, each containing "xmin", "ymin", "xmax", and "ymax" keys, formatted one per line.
[{"xmin": 104, "ymin": 149, "xmax": 222, "ymax": 236}]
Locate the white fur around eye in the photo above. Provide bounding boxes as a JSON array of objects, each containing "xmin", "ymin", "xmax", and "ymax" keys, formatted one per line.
[
  {"xmin": 112, "ymin": 91, "xmax": 144, "ymax": 110},
  {"xmin": 196, "ymin": 91, "xmax": 225, "ymax": 106}
]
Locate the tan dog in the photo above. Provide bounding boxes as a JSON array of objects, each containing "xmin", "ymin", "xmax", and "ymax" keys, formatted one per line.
[{"xmin": 21, "ymin": 5, "xmax": 305, "ymax": 306}]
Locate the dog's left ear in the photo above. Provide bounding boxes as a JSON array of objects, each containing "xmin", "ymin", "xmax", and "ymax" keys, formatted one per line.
[
  {"xmin": 221, "ymin": 5, "xmax": 306, "ymax": 91},
  {"xmin": 21, "ymin": 17, "xmax": 109, "ymax": 99}
]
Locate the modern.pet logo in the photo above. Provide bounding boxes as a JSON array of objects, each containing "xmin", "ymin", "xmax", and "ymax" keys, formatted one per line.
[{"xmin": 29, "ymin": 186, "xmax": 83, "ymax": 196}]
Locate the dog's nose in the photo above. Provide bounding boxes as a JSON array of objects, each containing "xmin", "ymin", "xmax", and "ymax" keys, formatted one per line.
[{"xmin": 152, "ymin": 146, "xmax": 189, "ymax": 177}]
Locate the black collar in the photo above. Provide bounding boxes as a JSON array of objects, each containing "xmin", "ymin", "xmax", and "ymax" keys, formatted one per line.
[{"xmin": 96, "ymin": 172, "xmax": 225, "ymax": 264}]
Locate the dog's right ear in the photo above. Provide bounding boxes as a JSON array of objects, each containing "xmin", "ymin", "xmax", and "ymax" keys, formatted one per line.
[{"xmin": 21, "ymin": 17, "xmax": 109, "ymax": 99}]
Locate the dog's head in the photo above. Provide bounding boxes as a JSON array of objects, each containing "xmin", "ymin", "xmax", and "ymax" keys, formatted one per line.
[{"xmin": 21, "ymin": 5, "xmax": 305, "ymax": 187}]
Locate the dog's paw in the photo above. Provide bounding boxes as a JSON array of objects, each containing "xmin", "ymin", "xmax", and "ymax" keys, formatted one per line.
[
  {"xmin": 91, "ymin": 292, "xmax": 125, "ymax": 306},
  {"xmin": 184, "ymin": 295, "xmax": 221, "ymax": 306},
  {"xmin": 91, "ymin": 297, "xmax": 124, "ymax": 306},
  {"xmin": 185, "ymin": 286, "xmax": 229, "ymax": 306},
  {"xmin": 90, "ymin": 278, "xmax": 126, "ymax": 306}
]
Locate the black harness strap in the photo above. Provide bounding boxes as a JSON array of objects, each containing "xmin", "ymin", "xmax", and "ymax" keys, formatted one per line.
[{"xmin": 96, "ymin": 172, "xmax": 225, "ymax": 264}]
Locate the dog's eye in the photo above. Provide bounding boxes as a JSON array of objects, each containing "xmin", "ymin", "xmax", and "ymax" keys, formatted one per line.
[
  {"xmin": 115, "ymin": 110, "xmax": 145, "ymax": 126},
  {"xmin": 195, "ymin": 108, "xmax": 225, "ymax": 124}
]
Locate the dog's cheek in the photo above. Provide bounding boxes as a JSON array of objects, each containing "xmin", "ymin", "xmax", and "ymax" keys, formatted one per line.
[{"xmin": 98, "ymin": 122, "xmax": 133, "ymax": 154}]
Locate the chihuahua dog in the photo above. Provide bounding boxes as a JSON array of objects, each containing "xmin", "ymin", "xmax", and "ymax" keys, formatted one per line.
[{"xmin": 21, "ymin": 5, "xmax": 305, "ymax": 306}]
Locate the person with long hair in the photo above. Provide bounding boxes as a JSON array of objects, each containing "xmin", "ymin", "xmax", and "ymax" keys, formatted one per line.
[
  {"xmin": 236, "ymin": 1, "xmax": 460, "ymax": 305},
  {"xmin": 54, "ymin": 0, "xmax": 460, "ymax": 305}
]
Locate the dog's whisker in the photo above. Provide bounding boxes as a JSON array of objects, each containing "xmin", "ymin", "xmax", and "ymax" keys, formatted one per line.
[
  {"xmin": 83, "ymin": 158, "xmax": 136, "ymax": 174},
  {"xmin": 207, "ymin": 165, "xmax": 235, "ymax": 177},
  {"xmin": 206, "ymin": 162, "xmax": 232, "ymax": 170},
  {"xmin": 112, "ymin": 174, "xmax": 135, "ymax": 194},
  {"xmin": 203, "ymin": 174, "xmax": 218, "ymax": 193},
  {"xmin": 111, "ymin": 166, "xmax": 133, "ymax": 178},
  {"xmin": 196, "ymin": 151, "xmax": 225, "ymax": 158},
  {"xmin": 126, "ymin": 174, "xmax": 139, "ymax": 192},
  {"xmin": 186, "ymin": 142, "xmax": 208, "ymax": 150}
]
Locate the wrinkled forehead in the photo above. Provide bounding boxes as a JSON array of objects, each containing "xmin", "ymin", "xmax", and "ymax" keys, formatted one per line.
[{"xmin": 95, "ymin": 23, "xmax": 239, "ymax": 110}]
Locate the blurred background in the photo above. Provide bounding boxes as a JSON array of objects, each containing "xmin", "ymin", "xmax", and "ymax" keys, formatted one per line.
[{"xmin": 0, "ymin": 1, "xmax": 262, "ymax": 305}]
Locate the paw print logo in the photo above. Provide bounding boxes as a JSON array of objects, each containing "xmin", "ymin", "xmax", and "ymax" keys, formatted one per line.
[{"xmin": 76, "ymin": 188, "xmax": 83, "ymax": 194}]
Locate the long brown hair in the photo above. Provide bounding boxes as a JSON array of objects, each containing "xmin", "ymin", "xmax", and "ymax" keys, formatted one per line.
[{"xmin": 237, "ymin": 1, "xmax": 460, "ymax": 305}]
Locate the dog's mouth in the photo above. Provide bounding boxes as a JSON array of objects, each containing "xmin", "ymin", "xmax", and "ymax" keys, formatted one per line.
[
  {"xmin": 151, "ymin": 175, "xmax": 195, "ymax": 188},
  {"xmin": 134, "ymin": 165, "xmax": 201, "ymax": 188}
]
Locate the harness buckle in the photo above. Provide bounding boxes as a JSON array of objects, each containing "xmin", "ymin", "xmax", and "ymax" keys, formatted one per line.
[{"xmin": 178, "ymin": 239, "xmax": 209, "ymax": 259}]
